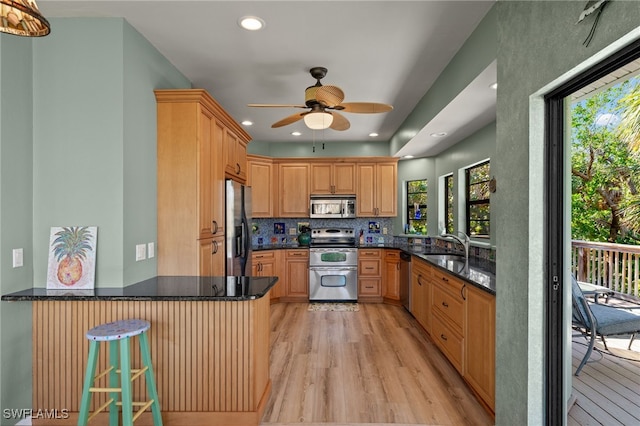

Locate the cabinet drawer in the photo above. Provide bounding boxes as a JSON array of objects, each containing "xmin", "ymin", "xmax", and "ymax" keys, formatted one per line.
[
  {"xmin": 252, "ymin": 251, "xmax": 275, "ymax": 260},
  {"xmin": 432, "ymin": 268, "xmax": 464, "ymax": 293},
  {"xmin": 432, "ymin": 312, "xmax": 464, "ymax": 373},
  {"xmin": 432, "ymin": 284, "xmax": 464, "ymax": 331},
  {"xmin": 359, "ymin": 278, "xmax": 381, "ymax": 296},
  {"xmin": 286, "ymin": 249, "xmax": 309, "ymax": 259},
  {"xmin": 384, "ymin": 250, "xmax": 400, "ymax": 260},
  {"xmin": 359, "ymin": 259, "xmax": 381, "ymax": 276},
  {"xmin": 359, "ymin": 249, "xmax": 382, "ymax": 258}
]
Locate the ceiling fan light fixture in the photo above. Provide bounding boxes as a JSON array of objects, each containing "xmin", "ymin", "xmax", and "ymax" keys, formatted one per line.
[
  {"xmin": 304, "ymin": 112, "xmax": 333, "ymax": 130},
  {"xmin": 238, "ymin": 16, "xmax": 265, "ymax": 31},
  {"xmin": 0, "ymin": 0, "xmax": 50, "ymax": 37}
]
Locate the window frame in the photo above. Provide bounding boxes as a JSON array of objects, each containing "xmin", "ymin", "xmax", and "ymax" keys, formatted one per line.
[
  {"xmin": 406, "ymin": 179, "xmax": 427, "ymax": 234},
  {"xmin": 465, "ymin": 160, "xmax": 490, "ymax": 238},
  {"xmin": 444, "ymin": 174, "xmax": 454, "ymax": 235}
]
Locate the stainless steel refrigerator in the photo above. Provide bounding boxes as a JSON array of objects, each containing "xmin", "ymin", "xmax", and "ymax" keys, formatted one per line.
[{"xmin": 225, "ymin": 179, "xmax": 252, "ymax": 276}]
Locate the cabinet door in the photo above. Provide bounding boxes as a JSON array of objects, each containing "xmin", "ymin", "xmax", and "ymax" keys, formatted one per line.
[
  {"xmin": 310, "ymin": 163, "xmax": 333, "ymax": 194},
  {"xmin": 224, "ymin": 129, "xmax": 248, "ymax": 183},
  {"xmin": 248, "ymin": 157, "xmax": 273, "ymax": 218},
  {"xmin": 286, "ymin": 250, "xmax": 309, "ymax": 297},
  {"xmin": 199, "ymin": 237, "xmax": 224, "ymax": 276},
  {"xmin": 383, "ymin": 250, "xmax": 401, "ymax": 300},
  {"xmin": 356, "ymin": 164, "xmax": 376, "ymax": 216},
  {"xmin": 210, "ymin": 119, "xmax": 225, "ymax": 235},
  {"xmin": 410, "ymin": 260, "xmax": 431, "ymax": 332},
  {"xmin": 278, "ymin": 163, "xmax": 310, "ymax": 217},
  {"xmin": 465, "ymin": 285, "xmax": 495, "ymax": 409},
  {"xmin": 198, "ymin": 108, "xmax": 214, "ymax": 239},
  {"xmin": 333, "ymin": 163, "xmax": 356, "ymax": 194},
  {"xmin": 376, "ymin": 162, "xmax": 397, "ymax": 216}
]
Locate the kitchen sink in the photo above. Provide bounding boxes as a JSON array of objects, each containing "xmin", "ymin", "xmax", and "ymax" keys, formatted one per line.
[{"xmin": 422, "ymin": 253, "xmax": 465, "ymax": 262}]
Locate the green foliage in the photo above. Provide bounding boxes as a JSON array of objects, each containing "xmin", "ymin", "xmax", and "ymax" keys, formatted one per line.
[{"xmin": 571, "ymin": 78, "xmax": 640, "ymax": 243}]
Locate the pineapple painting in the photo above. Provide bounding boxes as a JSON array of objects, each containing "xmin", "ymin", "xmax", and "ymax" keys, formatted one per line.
[{"xmin": 46, "ymin": 226, "xmax": 97, "ymax": 290}]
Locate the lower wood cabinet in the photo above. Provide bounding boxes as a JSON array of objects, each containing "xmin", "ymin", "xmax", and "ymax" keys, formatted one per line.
[
  {"xmin": 383, "ymin": 249, "xmax": 401, "ymax": 303},
  {"xmin": 410, "ymin": 258, "xmax": 432, "ymax": 332},
  {"xmin": 284, "ymin": 249, "xmax": 309, "ymax": 301},
  {"xmin": 464, "ymin": 284, "xmax": 496, "ymax": 410},
  {"xmin": 358, "ymin": 249, "xmax": 382, "ymax": 301},
  {"xmin": 252, "ymin": 250, "xmax": 284, "ymax": 300}
]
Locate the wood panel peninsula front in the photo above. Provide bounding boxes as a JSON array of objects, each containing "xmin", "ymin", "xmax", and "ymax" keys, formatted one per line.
[{"xmin": 1, "ymin": 276, "xmax": 278, "ymax": 426}]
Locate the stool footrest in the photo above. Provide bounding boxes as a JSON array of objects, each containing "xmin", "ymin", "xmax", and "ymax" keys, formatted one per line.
[
  {"xmin": 87, "ymin": 398, "xmax": 114, "ymax": 422},
  {"xmin": 115, "ymin": 400, "xmax": 155, "ymax": 422},
  {"xmin": 90, "ymin": 387, "xmax": 121, "ymax": 393},
  {"xmin": 94, "ymin": 365, "xmax": 114, "ymax": 381}
]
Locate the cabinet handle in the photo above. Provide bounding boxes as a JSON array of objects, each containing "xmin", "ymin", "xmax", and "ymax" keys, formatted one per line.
[
  {"xmin": 366, "ymin": 286, "xmax": 374, "ymax": 289},
  {"xmin": 212, "ymin": 220, "xmax": 218, "ymax": 234},
  {"xmin": 417, "ymin": 274, "xmax": 424, "ymax": 286},
  {"xmin": 236, "ymin": 163, "xmax": 241, "ymax": 174},
  {"xmin": 440, "ymin": 334, "xmax": 448, "ymax": 341},
  {"xmin": 259, "ymin": 263, "xmax": 263, "ymax": 272},
  {"xmin": 397, "ymin": 263, "xmax": 401, "ymax": 270},
  {"xmin": 442, "ymin": 276, "xmax": 449, "ymax": 282},
  {"xmin": 292, "ymin": 253, "xmax": 302, "ymax": 256},
  {"xmin": 441, "ymin": 301, "xmax": 449, "ymax": 308},
  {"xmin": 365, "ymin": 267, "xmax": 375, "ymax": 270},
  {"xmin": 461, "ymin": 284, "xmax": 466, "ymax": 301},
  {"xmin": 212, "ymin": 240, "xmax": 219, "ymax": 254}
]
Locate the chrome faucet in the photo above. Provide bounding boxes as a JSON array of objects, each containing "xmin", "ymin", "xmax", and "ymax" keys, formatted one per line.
[{"xmin": 441, "ymin": 231, "xmax": 470, "ymax": 265}]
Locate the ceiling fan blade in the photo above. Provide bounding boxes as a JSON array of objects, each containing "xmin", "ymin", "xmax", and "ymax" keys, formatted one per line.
[
  {"xmin": 316, "ymin": 85, "xmax": 345, "ymax": 108},
  {"xmin": 329, "ymin": 111, "xmax": 350, "ymax": 131},
  {"xmin": 337, "ymin": 102, "xmax": 394, "ymax": 113},
  {"xmin": 248, "ymin": 103, "xmax": 307, "ymax": 108},
  {"xmin": 272, "ymin": 112, "xmax": 305, "ymax": 128}
]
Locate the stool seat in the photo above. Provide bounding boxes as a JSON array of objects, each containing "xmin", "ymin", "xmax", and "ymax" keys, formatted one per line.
[{"xmin": 86, "ymin": 319, "xmax": 150, "ymax": 341}]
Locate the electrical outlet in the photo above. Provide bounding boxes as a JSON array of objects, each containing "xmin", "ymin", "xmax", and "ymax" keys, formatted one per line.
[
  {"xmin": 289, "ymin": 228, "xmax": 297, "ymax": 235},
  {"xmin": 12, "ymin": 248, "xmax": 23, "ymax": 268},
  {"xmin": 147, "ymin": 242, "xmax": 155, "ymax": 258},
  {"xmin": 136, "ymin": 244, "xmax": 146, "ymax": 261},
  {"xmin": 383, "ymin": 227, "xmax": 388, "ymax": 235}
]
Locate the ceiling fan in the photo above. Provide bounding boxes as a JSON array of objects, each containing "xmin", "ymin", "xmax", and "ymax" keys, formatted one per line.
[{"xmin": 248, "ymin": 66, "xmax": 393, "ymax": 131}]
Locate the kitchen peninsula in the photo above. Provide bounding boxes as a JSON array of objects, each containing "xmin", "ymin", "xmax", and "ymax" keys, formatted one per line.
[{"xmin": 1, "ymin": 276, "xmax": 278, "ymax": 426}]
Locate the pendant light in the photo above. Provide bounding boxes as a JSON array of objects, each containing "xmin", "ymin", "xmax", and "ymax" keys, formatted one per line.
[{"xmin": 0, "ymin": 0, "xmax": 50, "ymax": 37}]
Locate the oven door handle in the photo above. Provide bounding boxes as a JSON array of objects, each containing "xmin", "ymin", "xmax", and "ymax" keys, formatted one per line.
[{"xmin": 309, "ymin": 266, "xmax": 358, "ymax": 271}]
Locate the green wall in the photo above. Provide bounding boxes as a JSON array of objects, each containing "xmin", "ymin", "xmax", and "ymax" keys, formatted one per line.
[
  {"xmin": 248, "ymin": 139, "xmax": 391, "ymax": 157},
  {"xmin": 396, "ymin": 122, "xmax": 496, "ymax": 244},
  {"xmin": 494, "ymin": 1, "xmax": 640, "ymax": 424},
  {"xmin": 0, "ymin": 18, "xmax": 190, "ymax": 422},
  {"xmin": 0, "ymin": 34, "xmax": 35, "ymax": 423}
]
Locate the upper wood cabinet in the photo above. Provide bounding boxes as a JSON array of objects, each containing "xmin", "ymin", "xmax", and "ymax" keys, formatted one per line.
[
  {"xmin": 248, "ymin": 155, "xmax": 274, "ymax": 218},
  {"xmin": 155, "ymin": 89, "xmax": 251, "ymax": 275},
  {"xmin": 310, "ymin": 162, "xmax": 356, "ymax": 195},
  {"xmin": 277, "ymin": 163, "xmax": 310, "ymax": 217},
  {"xmin": 356, "ymin": 161, "xmax": 397, "ymax": 217},
  {"xmin": 224, "ymin": 128, "xmax": 248, "ymax": 183}
]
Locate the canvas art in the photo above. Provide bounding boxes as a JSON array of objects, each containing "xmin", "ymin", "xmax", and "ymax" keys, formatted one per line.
[{"xmin": 46, "ymin": 226, "xmax": 97, "ymax": 290}]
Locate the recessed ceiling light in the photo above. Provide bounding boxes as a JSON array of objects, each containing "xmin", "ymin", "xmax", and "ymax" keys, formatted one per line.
[
  {"xmin": 291, "ymin": 131, "xmax": 302, "ymax": 136},
  {"xmin": 238, "ymin": 16, "xmax": 265, "ymax": 31},
  {"xmin": 369, "ymin": 132, "xmax": 379, "ymax": 137},
  {"xmin": 402, "ymin": 155, "xmax": 414, "ymax": 159},
  {"xmin": 489, "ymin": 82, "xmax": 498, "ymax": 90},
  {"xmin": 241, "ymin": 120, "xmax": 253, "ymax": 126},
  {"xmin": 430, "ymin": 132, "xmax": 447, "ymax": 138}
]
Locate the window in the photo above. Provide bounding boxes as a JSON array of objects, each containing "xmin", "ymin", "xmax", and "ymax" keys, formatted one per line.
[
  {"xmin": 444, "ymin": 174, "xmax": 454, "ymax": 234},
  {"xmin": 466, "ymin": 160, "xmax": 490, "ymax": 237},
  {"xmin": 407, "ymin": 179, "xmax": 427, "ymax": 234}
]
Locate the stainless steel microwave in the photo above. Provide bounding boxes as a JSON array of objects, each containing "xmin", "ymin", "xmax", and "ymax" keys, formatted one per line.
[{"xmin": 309, "ymin": 195, "xmax": 356, "ymax": 218}]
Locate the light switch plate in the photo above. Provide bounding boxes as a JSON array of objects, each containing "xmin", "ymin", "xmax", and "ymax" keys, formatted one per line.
[
  {"xmin": 147, "ymin": 242, "xmax": 155, "ymax": 258},
  {"xmin": 136, "ymin": 244, "xmax": 146, "ymax": 261},
  {"xmin": 289, "ymin": 228, "xmax": 297, "ymax": 235},
  {"xmin": 12, "ymin": 248, "xmax": 23, "ymax": 268}
]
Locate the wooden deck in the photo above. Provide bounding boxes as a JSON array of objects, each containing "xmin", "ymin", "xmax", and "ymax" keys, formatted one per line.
[{"xmin": 569, "ymin": 298, "xmax": 640, "ymax": 425}]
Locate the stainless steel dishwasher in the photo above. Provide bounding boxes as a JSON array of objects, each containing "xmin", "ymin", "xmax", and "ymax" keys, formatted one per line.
[{"xmin": 399, "ymin": 251, "xmax": 412, "ymax": 311}]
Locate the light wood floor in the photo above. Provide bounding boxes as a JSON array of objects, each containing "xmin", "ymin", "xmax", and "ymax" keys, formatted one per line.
[
  {"xmin": 260, "ymin": 302, "xmax": 493, "ymax": 425},
  {"xmin": 569, "ymin": 334, "xmax": 640, "ymax": 425}
]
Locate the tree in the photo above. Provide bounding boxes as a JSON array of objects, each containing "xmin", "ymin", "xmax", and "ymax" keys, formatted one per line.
[{"xmin": 571, "ymin": 79, "xmax": 640, "ymax": 243}]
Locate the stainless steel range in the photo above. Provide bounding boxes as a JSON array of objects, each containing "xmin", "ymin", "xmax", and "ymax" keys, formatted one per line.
[{"xmin": 309, "ymin": 228, "xmax": 358, "ymax": 301}]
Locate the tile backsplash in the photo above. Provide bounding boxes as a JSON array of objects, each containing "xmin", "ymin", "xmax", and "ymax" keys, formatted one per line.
[{"xmin": 252, "ymin": 218, "xmax": 395, "ymax": 246}]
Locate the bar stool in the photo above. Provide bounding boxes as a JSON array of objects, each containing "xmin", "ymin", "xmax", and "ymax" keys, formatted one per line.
[{"xmin": 78, "ymin": 319, "xmax": 162, "ymax": 426}]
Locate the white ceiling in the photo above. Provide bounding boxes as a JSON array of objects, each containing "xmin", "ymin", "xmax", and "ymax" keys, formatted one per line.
[{"xmin": 38, "ymin": 0, "xmax": 496, "ymax": 158}]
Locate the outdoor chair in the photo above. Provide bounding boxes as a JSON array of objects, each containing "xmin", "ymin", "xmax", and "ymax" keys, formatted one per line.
[{"xmin": 571, "ymin": 276, "xmax": 640, "ymax": 375}]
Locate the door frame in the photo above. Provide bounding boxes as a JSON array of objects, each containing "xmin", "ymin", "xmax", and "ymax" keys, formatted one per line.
[{"xmin": 543, "ymin": 39, "xmax": 640, "ymax": 424}]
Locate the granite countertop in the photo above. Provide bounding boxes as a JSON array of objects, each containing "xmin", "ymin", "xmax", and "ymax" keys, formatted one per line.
[
  {"xmin": 1, "ymin": 275, "xmax": 279, "ymax": 302},
  {"xmin": 252, "ymin": 242, "xmax": 496, "ymax": 295}
]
